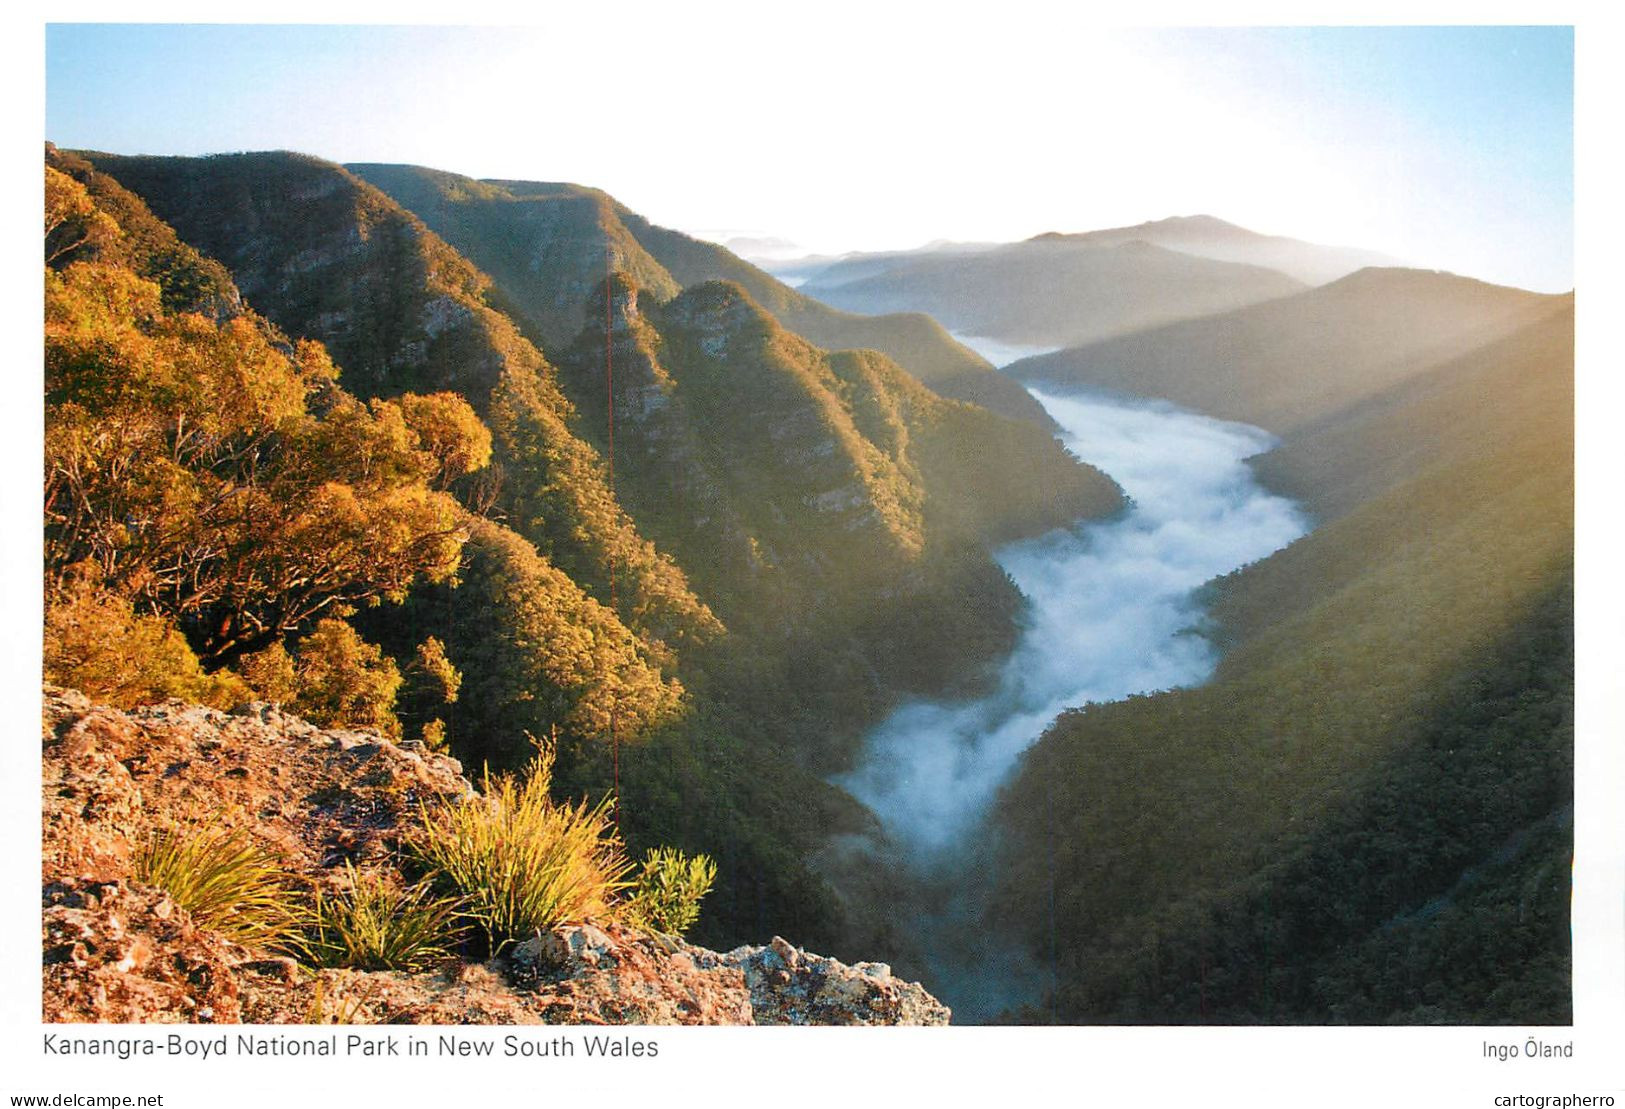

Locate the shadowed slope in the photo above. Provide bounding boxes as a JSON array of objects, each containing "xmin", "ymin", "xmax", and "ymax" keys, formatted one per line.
[
  {"xmin": 1018, "ymin": 214, "xmax": 1399, "ymax": 285},
  {"xmin": 349, "ymin": 162, "xmax": 1053, "ymax": 426},
  {"xmin": 1011, "ymin": 267, "xmax": 1567, "ymax": 435}
]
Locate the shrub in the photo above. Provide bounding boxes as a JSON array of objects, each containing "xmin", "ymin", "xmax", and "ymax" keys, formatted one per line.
[
  {"xmin": 283, "ymin": 618, "xmax": 403, "ymax": 738},
  {"xmin": 237, "ymin": 641, "xmax": 300, "ymax": 704},
  {"xmin": 303, "ymin": 863, "xmax": 465, "ymax": 972},
  {"xmin": 624, "ymin": 846, "xmax": 717, "ymax": 937},
  {"xmin": 44, "ymin": 569, "xmax": 248, "ymax": 709},
  {"xmin": 405, "ymin": 751, "xmax": 630, "ymax": 952},
  {"xmin": 133, "ymin": 826, "xmax": 301, "ymax": 949}
]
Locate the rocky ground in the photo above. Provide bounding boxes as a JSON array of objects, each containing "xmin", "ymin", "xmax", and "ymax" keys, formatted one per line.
[{"xmin": 40, "ymin": 687, "xmax": 949, "ymax": 1026}]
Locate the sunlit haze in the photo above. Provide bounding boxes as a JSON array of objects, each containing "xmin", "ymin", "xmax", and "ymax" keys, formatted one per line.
[{"xmin": 46, "ymin": 21, "xmax": 1571, "ymax": 291}]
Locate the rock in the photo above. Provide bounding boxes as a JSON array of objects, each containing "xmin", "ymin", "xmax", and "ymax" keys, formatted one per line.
[
  {"xmin": 513, "ymin": 923, "xmax": 620, "ymax": 973},
  {"xmin": 40, "ymin": 686, "xmax": 949, "ymax": 1026},
  {"xmin": 42, "ymin": 881, "xmax": 246, "ymax": 1023},
  {"xmin": 696, "ymin": 936, "xmax": 950, "ymax": 1025}
]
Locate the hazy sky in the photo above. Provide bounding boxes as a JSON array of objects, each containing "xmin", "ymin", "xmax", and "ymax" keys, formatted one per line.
[{"xmin": 46, "ymin": 20, "xmax": 1573, "ymax": 291}]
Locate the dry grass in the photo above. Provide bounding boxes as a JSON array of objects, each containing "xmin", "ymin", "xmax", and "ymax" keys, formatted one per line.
[
  {"xmin": 303, "ymin": 863, "xmax": 465, "ymax": 972},
  {"xmin": 133, "ymin": 825, "xmax": 301, "ymax": 950},
  {"xmin": 405, "ymin": 753, "xmax": 631, "ymax": 952}
]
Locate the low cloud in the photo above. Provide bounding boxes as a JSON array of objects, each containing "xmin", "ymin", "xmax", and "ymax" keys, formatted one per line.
[{"xmin": 836, "ymin": 389, "xmax": 1309, "ymax": 855}]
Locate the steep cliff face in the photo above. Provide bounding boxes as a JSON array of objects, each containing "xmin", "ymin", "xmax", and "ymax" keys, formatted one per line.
[
  {"xmin": 41, "ymin": 687, "xmax": 950, "ymax": 1026},
  {"xmin": 70, "ymin": 149, "xmax": 720, "ymax": 661},
  {"xmin": 558, "ymin": 276, "xmax": 1121, "ymax": 618},
  {"xmin": 74, "ymin": 151, "xmax": 504, "ymax": 403},
  {"xmin": 348, "ymin": 161, "xmax": 1053, "ymax": 427}
]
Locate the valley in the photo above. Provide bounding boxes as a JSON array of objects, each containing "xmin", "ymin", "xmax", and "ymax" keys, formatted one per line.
[{"xmin": 39, "ymin": 143, "xmax": 1573, "ymax": 1028}]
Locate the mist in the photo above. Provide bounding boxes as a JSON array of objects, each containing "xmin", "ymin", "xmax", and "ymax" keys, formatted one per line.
[
  {"xmin": 947, "ymin": 331, "xmax": 1060, "ymax": 370},
  {"xmin": 837, "ymin": 388, "xmax": 1310, "ymax": 856}
]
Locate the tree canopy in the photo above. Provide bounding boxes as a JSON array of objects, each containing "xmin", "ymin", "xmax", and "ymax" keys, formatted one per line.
[{"xmin": 44, "ymin": 257, "xmax": 480, "ymax": 663}]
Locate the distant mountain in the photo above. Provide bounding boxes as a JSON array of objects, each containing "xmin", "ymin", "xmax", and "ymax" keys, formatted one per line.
[
  {"xmin": 1253, "ymin": 297, "xmax": 1575, "ymax": 521},
  {"xmin": 1010, "ymin": 267, "xmax": 1568, "ymax": 435},
  {"xmin": 346, "ymin": 164, "xmax": 1052, "ymax": 427},
  {"xmin": 1021, "ymin": 214, "xmax": 1400, "ymax": 286},
  {"xmin": 798, "ymin": 235, "xmax": 1307, "ymax": 348},
  {"xmin": 762, "ymin": 241, "xmax": 999, "ymax": 289}
]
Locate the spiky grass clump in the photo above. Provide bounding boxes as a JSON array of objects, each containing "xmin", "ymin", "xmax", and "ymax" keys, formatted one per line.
[
  {"xmin": 133, "ymin": 826, "xmax": 301, "ymax": 949},
  {"xmin": 303, "ymin": 863, "xmax": 465, "ymax": 972},
  {"xmin": 406, "ymin": 754, "xmax": 631, "ymax": 952},
  {"xmin": 624, "ymin": 846, "xmax": 717, "ymax": 937}
]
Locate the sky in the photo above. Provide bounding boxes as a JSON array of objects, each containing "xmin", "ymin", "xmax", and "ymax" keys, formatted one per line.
[{"xmin": 43, "ymin": 20, "xmax": 1573, "ymax": 291}]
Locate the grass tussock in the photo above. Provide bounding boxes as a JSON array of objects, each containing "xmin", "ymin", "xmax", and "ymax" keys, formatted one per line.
[
  {"xmin": 133, "ymin": 826, "xmax": 302, "ymax": 949},
  {"xmin": 624, "ymin": 846, "xmax": 717, "ymax": 937},
  {"xmin": 303, "ymin": 863, "xmax": 465, "ymax": 972},
  {"xmin": 405, "ymin": 749, "xmax": 631, "ymax": 951}
]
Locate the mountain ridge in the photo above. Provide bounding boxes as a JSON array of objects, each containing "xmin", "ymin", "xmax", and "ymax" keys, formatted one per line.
[
  {"xmin": 1010, "ymin": 265, "xmax": 1567, "ymax": 435},
  {"xmin": 798, "ymin": 233, "xmax": 1308, "ymax": 348},
  {"xmin": 347, "ymin": 162, "xmax": 1055, "ymax": 427}
]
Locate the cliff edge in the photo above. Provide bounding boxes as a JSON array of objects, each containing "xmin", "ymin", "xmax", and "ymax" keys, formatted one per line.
[{"xmin": 40, "ymin": 687, "xmax": 949, "ymax": 1026}]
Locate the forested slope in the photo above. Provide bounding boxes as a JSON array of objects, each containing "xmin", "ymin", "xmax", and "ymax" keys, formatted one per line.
[
  {"xmin": 51, "ymin": 147, "xmax": 1122, "ymax": 959},
  {"xmin": 990, "ymin": 304, "xmax": 1573, "ymax": 1023},
  {"xmin": 348, "ymin": 162, "xmax": 1053, "ymax": 426},
  {"xmin": 1012, "ymin": 267, "xmax": 1567, "ymax": 435}
]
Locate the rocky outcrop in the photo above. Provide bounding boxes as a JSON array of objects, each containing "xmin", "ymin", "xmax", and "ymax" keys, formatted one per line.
[
  {"xmin": 40, "ymin": 688, "xmax": 950, "ymax": 1026},
  {"xmin": 699, "ymin": 935, "xmax": 951, "ymax": 1025}
]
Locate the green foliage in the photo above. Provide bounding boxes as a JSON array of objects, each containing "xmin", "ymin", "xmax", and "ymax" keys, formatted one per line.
[
  {"xmin": 133, "ymin": 826, "xmax": 302, "ymax": 949},
  {"xmin": 44, "ymin": 249, "xmax": 469, "ymax": 664},
  {"xmin": 405, "ymin": 751, "xmax": 631, "ymax": 951},
  {"xmin": 384, "ymin": 518, "xmax": 685, "ymax": 767},
  {"xmin": 623, "ymin": 846, "xmax": 716, "ymax": 937},
  {"xmin": 283, "ymin": 619, "xmax": 404, "ymax": 739},
  {"xmin": 236, "ymin": 642, "xmax": 300, "ymax": 704},
  {"xmin": 989, "ymin": 306, "xmax": 1574, "ymax": 1024},
  {"xmin": 419, "ymin": 719, "xmax": 450, "ymax": 752},
  {"xmin": 47, "ymin": 146, "xmax": 240, "ymax": 315},
  {"xmin": 397, "ymin": 391, "xmax": 493, "ymax": 489},
  {"xmin": 302, "ymin": 863, "xmax": 465, "ymax": 972},
  {"xmin": 395, "ymin": 635, "xmax": 462, "ymax": 745},
  {"xmin": 44, "ymin": 566, "xmax": 248, "ymax": 709},
  {"xmin": 45, "ymin": 165, "xmax": 120, "ymax": 266},
  {"xmin": 408, "ymin": 637, "xmax": 460, "ymax": 703}
]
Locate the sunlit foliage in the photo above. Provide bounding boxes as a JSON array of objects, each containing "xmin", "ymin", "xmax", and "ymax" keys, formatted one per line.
[{"xmin": 44, "ymin": 255, "xmax": 472, "ymax": 664}]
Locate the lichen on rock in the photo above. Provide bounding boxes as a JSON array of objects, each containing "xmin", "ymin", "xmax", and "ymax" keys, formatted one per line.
[{"xmin": 40, "ymin": 688, "xmax": 950, "ymax": 1026}]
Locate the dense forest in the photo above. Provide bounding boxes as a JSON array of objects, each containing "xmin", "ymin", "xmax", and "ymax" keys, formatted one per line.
[
  {"xmin": 990, "ymin": 287, "xmax": 1573, "ymax": 1022},
  {"xmin": 42, "ymin": 145, "xmax": 1121, "ymax": 960},
  {"xmin": 43, "ymin": 140, "xmax": 1573, "ymax": 1022}
]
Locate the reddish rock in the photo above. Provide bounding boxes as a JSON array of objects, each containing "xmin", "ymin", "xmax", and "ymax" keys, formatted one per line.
[{"xmin": 41, "ymin": 688, "xmax": 950, "ymax": 1026}]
